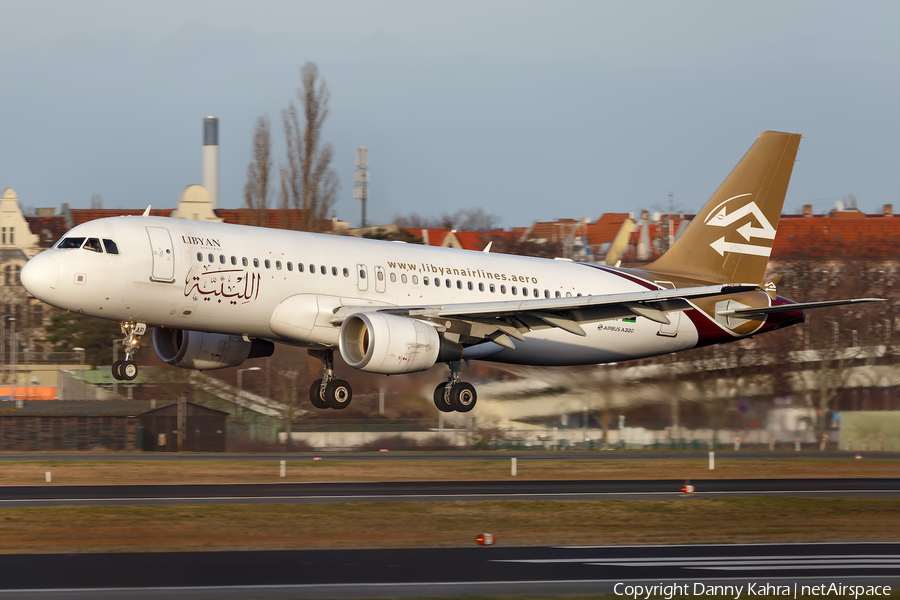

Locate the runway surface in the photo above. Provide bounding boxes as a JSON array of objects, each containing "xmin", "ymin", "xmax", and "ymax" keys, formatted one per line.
[
  {"xmin": 2, "ymin": 451, "xmax": 899, "ymax": 460},
  {"xmin": 0, "ymin": 542, "xmax": 896, "ymax": 599},
  {"xmin": 2, "ymin": 478, "xmax": 897, "ymax": 507}
]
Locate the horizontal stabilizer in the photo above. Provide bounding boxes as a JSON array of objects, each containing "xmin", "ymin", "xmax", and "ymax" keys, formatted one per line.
[{"xmin": 717, "ymin": 298, "xmax": 884, "ymax": 318}]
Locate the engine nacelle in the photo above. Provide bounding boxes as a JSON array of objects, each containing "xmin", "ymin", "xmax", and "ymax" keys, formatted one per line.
[
  {"xmin": 339, "ymin": 313, "xmax": 462, "ymax": 374},
  {"xmin": 152, "ymin": 327, "xmax": 274, "ymax": 371}
]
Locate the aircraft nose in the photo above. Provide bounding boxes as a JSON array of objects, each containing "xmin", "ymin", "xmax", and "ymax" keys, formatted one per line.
[{"xmin": 21, "ymin": 254, "xmax": 59, "ymax": 300}]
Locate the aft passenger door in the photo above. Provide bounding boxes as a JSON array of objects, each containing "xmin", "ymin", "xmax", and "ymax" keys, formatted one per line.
[
  {"xmin": 655, "ymin": 280, "xmax": 679, "ymax": 337},
  {"xmin": 147, "ymin": 227, "xmax": 175, "ymax": 283}
]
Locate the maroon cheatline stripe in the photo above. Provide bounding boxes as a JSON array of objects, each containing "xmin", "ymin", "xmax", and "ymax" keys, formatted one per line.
[{"xmin": 581, "ymin": 263, "xmax": 658, "ymax": 291}]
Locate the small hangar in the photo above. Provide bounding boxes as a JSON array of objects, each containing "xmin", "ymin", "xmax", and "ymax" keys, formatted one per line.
[{"xmin": 0, "ymin": 400, "xmax": 227, "ymax": 452}]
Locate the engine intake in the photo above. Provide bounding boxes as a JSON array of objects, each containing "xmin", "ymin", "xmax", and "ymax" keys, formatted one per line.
[
  {"xmin": 152, "ymin": 327, "xmax": 274, "ymax": 370},
  {"xmin": 339, "ymin": 313, "xmax": 461, "ymax": 374}
]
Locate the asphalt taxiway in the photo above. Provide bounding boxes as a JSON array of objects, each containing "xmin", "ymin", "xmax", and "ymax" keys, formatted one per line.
[
  {"xmin": 0, "ymin": 542, "xmax": 896, "ymax": 599},
  {"xmin": 1, "ymin": 478, "xmax": 897, "ymax": 507},
  {"xmin": 2, "ymin": 451, "xmax": 899, "ymax": 460}
]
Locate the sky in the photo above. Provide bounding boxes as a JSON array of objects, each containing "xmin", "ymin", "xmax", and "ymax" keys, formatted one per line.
[{"xmin": 1, "ymin": 0, "xmax": 898, "ymax": 228}]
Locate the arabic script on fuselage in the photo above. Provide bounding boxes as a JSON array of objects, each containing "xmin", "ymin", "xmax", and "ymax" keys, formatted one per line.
[{"xmin": 184, "ymin": 268, "xmax": 260, "ymax": 304}]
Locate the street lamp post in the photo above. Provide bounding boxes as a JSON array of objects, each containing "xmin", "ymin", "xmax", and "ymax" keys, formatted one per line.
[
  {"xmin": 237, "ymin": 367, "xmax": 261, "ymax": 402},
  {"xmin": 8, "ymin": 318, "xmax": 15, "ymax": 401},
  {"xmin": 73, "ymin": 348, "xmax": 85, "ymax": 401}
]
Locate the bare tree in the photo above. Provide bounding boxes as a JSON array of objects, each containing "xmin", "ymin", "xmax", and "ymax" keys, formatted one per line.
[
  {"xmin": 281, "ymin": 62, "xmax": 340, "ymax": 232},
  {"xmin": 244, "ymin": 115, "xmax": 273, "ymax": 227}
]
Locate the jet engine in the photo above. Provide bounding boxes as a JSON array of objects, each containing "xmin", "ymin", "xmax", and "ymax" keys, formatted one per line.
[
  {"xmin": 339, "ymin": 313, "xmax": 462, "ymax": 374},
  {"xmin": 152, "ymin": 327, "xmax": 274, "ymax": 370}
]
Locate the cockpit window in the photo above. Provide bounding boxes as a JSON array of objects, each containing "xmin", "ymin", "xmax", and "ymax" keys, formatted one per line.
[
  {"xmin": 58, "ymin": 237, "xmax": 85, "ymax": 249},
  {"xmin": 103, "ymin": 239, "xmax": 119, "ymax": 255},
  {"xmin": 83, "ymin": 238, "xmax": 103, "ymax": 253}
]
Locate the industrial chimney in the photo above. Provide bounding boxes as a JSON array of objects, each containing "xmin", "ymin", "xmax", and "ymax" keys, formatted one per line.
[{"xmin": 203, "ymin": 117, "xmax": 219, "ymax": 208}]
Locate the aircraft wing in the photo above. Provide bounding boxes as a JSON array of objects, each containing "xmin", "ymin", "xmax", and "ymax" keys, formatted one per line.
[{"xmin": 331, "ymin": 283, "xmax": 760, "ymax": 347}]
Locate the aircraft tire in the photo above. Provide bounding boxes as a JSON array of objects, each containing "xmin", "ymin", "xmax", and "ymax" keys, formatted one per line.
[
  {"xmin": 450, "ymin": 382, "xmax": 477, "ymax": 413},
  {"xmin": 324, "ymin": 379, "xmax": 352, "ymax": 410},
  {"xmin": 308, "ymin": 379, "xmax": 330, "ymax": 409},
  {"xmin": 112, "ymin": 361, "xmax": 125, "ymax": 381},
  {"xmin": 121, "ymin": 361, "xmax": 138, "ymax": 381},
  {"xmin": 433, "ymin": 383, "xmax": 454, "ymax": 413}
]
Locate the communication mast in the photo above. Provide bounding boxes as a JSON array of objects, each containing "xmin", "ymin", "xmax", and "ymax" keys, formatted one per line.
[{"xmin": 353, "ymin": 146, "xmax": 369, "ymax": 228}]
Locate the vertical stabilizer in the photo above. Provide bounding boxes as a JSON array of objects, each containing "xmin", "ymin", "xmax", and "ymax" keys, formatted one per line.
[{"xmin": 646, "ymin": 131, "xmax": 801, "ymax": 284}]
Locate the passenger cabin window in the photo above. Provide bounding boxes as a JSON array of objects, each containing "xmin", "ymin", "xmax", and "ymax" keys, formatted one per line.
[
  {"xmin": 401, "ymin": 274, "xmax": 407, "ymax": 283},
  {"xmin": 287, "ymin": 262, "xmax": 293, "ymax": 271},
  {"xmin": 219, "ymin": 255, "xmax": 225, "ymax": 264},
  {"xmin": 264, "ymin": 260, "xmax": 271, "ymax": 269},
  {"xmin": 390, "ymin": 273, "xmax": 396, "ymax": 282},
  {"xmin": 103, "ymin": 239, "xmax": 119, "ymax": 255},
  {"xmin": 445, "ymin": 279, "xmax": 451, "ymax": 287},
  {"xmin": 208, "ymin": 254, "xmax": 214, "ymax": 263},
  {"xmin": 343, "ymin": 268, "xmax": 349, "ymax": 277},
  {"xmin": 197, "ymin": 252, "xmax": 203, "ymax": 261},
  {"xmin": 377, "ymin": 271, "xmax": 384, "ymax": 281},
  {"xmin": 424, "ymin": 277, "xmax": 429, "ymax": 285},
  {"xmin": 231, "ymin": 256, "xmax": 237, "ymax": 265},
  {"xmin": 242, "ymin": 258, "xmax": 248, "ymax": 267},
  {"xmin": 500, "ymin": 285, "xmax": 507, "ymax": 294},
  {"xmin": 358, "ymin": 269, "xmax": 366, "ymax": 279},
  {"xmin": 83, "ymin": 238, "xmax": 103, "ymax": 253},
  {"xmin": 58, "ymin": 237, "xmax": 85, "ymax": 249},
  {"xmin": 490, "ymin": 284, "xmax": 496, "ymax": 293},
  {"xmin": 253, "ymin": 259, "xmax": 260, "ymax": 268},
  {"xmin": 275, "ymin": 261, "xmax": 282, "ymax": 270},
  {"xmin": 512, "ymin": 286, "xmax": 517, "ymax": 295},
  {"xmin": 478, "ymin": 283, "xmax": 484, "ymax": 291},
  {"xmin": 412, "ymin": 275, "xmax": 419, "ymax": 284},
  {"xmin": 332, "ymin": 267, "xmax": 338, "ymax": 276},
  {"xmin": 298, "ymin": 263, "xmax": 304, "ymax": 272},
  {"xmin": 320, "ymin": 265, "xmax": 327, "ymax": 275}
]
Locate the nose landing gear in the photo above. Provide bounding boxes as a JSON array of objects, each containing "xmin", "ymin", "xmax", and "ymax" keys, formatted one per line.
[
  {"xmin": 308, "ymin": 349, "xmax": 353, "ymax": 410},
  {"xmin": 433, "ymin": 361, "xmax": 477, "ymax": 413},
  {"xmin": 112, "ymin": 322, "xmax": 145, "ymax": 381}
]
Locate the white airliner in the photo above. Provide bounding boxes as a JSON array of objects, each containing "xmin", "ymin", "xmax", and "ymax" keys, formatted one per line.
[{"xmin": 21, "ymin": 132, "xmax": 880, "ymax": 413}]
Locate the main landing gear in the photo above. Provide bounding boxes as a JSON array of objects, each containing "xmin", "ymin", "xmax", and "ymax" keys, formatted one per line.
[
  {"xmin": 308, "ymin": 349, "xmax": 353, "ymax": 410},
  {"xmin": 112, "ymin": 322, "xmax": 146, "ymax": 381},
  {"xmin": 433, "ymin": 360, "xmax": 477, "ymax": 413}
]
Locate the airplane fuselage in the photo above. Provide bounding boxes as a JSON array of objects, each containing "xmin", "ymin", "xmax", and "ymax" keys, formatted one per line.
[{"xmin": 23, "ymin": 215, "xmax": 798, "ymax": 367}]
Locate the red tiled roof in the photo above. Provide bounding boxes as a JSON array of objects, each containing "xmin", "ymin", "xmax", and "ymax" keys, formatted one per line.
[
  {"xmin": 70, "ymin": 209, "xmax": 174, "ymax": 226},
  {"xmin": 771, "ymin": 214, "xmax": 900, "ymax": 259},
  {"xmin": 24, "ymin": 215, "xmax": 68, "ymax": 248},
  {"xmin": 214, "ymin": 209, "xmax": 315, "ymax": 230}
]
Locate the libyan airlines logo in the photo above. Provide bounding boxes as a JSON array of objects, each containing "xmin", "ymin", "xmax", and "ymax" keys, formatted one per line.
[{"xmin": 704, "ymin": 193, "xmax": 776, "ymax": 257}]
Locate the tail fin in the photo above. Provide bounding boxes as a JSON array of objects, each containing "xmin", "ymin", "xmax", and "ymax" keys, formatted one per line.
[{"xmin": 646, "ymin": 131, "xmax": 802, "ymax": 284}]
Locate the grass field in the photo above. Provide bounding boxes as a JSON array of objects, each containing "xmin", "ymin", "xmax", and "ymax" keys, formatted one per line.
[
  {"xmin": 1, "ymin": 496, "xmax": 897, "ymax": 554},
  {"xmin": 0, "ymin": 457, "xmax": 897, "ymax": 486}
]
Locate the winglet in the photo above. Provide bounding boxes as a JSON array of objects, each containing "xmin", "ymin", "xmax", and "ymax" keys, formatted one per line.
[
  {"xmin": 142, "ymin": 205, "xmax": 152, "ymax": 217},
  {"xmin": 482, "ymin": 242, "xmax": 492, "ymax": 254}
]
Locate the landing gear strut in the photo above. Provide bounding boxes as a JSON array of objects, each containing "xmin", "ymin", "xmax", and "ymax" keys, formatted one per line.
[
  {"xmin": 433, "ymin": 360, "xmax": 477, "ymax": 413},
  {"xmin": 308, "ymin": 349, "xmax": 352, "ymax": 410},
  {"xmin": 112, "ymin": 322, "xmax": 146, "ymax": 381}
]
